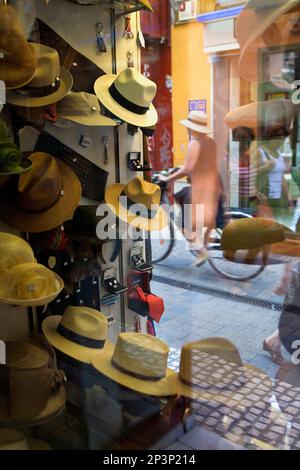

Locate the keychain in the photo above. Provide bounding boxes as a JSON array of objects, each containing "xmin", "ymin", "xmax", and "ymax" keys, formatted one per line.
[
  {"xmin": 96, "ymin": 23, "xmax": 107, "ymax": 53},
  {"xmin": 102, "ymin": 136, "xmax": 109, "ymax": 165},
  {"xmin": 123, "ymin": 14, "xmax": 134, "ymax": 40},
  {"xmin": 127, "ymin": 50, "xmax": 135, "ymax": 68}
]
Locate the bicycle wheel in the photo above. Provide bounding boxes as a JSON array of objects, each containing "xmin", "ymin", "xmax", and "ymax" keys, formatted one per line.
[
  {"xmin": 207, "ymin": 212, "xmax": 267, "ymax": 281},
  {"xmin": 150, "ymin": 219, "xmax": 175, "ymax": 264}
]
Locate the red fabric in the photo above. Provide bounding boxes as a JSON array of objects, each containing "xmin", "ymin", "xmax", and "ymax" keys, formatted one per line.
[{"xmin": 136, "ymin": 287, "xmax": 165, "ymax": 323}]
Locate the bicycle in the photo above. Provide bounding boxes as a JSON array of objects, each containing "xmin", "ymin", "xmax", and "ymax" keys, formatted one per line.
[{"xmin": 150, "ymin": 169, "xmax": 267, "ymax": 281}]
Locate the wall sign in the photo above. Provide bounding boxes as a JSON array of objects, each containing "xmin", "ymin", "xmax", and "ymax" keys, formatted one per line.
[{"xmin": 189, "ymin": 99, "xmax": 207, "ymax": 112}]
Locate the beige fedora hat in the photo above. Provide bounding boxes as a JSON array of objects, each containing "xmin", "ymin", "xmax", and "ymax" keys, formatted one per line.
[
  {"xmin": 0, "ymin": 428, "xmax": 50, "ymax": 450},
  {"xmin": 236, "ymin": 0, "xmax": 300, "ymax": 82},
  {"xmin": 0, "ymin": 232, "xmax": 35, "ymax": 276},
  {"xmin": 105, "ymin": 177, "xmax": 168, "ymax": 232},
  {"xmin": 92, "ymin": 332, "xmax": 179, "ymax": 397},
  {"xmin": 6, "ymin": 43, "xmax": 73, "ymax": 107},
  {"xmin": 180, "ymin": 111, "xmax": 212, "ymax": 134},
  {"xmin": 176, "ymin": 338, "xmax": 272, "ymax": 405},
  {"xmin": 57, "ymin": 92, "xmax": 117, "ymax": 127},
  {"xmin": 42, "ymin": 306, "xmax": 113, "ymax": 364},
  {"xmin": 94, "ymin": 68, "xmax": 158, "ymax": 127},
  {"xmin": 0, "ymin": 262, "xmax": 64, "ymax": 307}
]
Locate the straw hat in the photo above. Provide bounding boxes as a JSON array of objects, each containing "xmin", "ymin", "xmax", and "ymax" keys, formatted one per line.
[
  {"xmin": 0, "ymin": 233, "xmax": 35, "ymax": 276},
  {"xmin": 176, "ymin": 338, "xmax": 272, "ymax": 404},
  {"xmin": 6, "ymin": 43, "xmax": 73, "ymax": 107},
  {"xmin": 236, "ymin": 0, "xmax": 300, "ymax": 82},
  {"xmin": 67, "ymin": 0, "xmax": 153, "ymax": 11},
  {"xmin": 0, "ymin": 5, "xmax": 37, "ymax": 90},
  {"xmin": 92, "ymin": 333, "xmax": 179, "ymax": 397},
  {"xmin": 94, "ymin": 68, "xmax": 158, "ymax": 127},
  {"xmin": 0, "ymin": 152, "xmax": 81, "ymax": 233},
  {"xmin": 0, "ymin": 262, "xmax": 64, "ymax": 306},
  {"xmin": 0, "ymin": 428, "xmax": 50, "ymax": 450},
  {"xmin": 180, "ymin": 111, "xmax": 212, "ymax": 134},
  {"xmin": 56, "ymin": 92, "xmax": 117, "ymax": 127},
  {"xmin": 105, "ymin": 177, "xmax": 168, "ymax": 232},
  {"xmin": 225, "ymin": 100, "xmax": 294, "ymax": 139},
  {"xmin": 42, "ymin": 306, "xmax": 113, "ymax": 364}
]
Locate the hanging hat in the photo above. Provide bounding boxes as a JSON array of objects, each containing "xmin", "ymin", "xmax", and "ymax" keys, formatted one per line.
[
  {"xmin": 92, "ymin": 332, "xmax": 179, "ymax": 397},
  {"xmin": 42, "ymin": 306, "xmax": 113, "ymax": 364},
  {"xmin": 0, "ymin": 232, "xmax": 35, "ymax": 276},
  {"xmin": 236, "ymin": 0, "xmax": 300, "ymax": 83},
  {"xmin": 105, "ymin": 177, "xmax": 167, "ymax": 232},
  {"xmin": 0, "ymin": 262, "xmax": 64, "ymax": 307},
  {"xmin": 0, "ymin": 119, "xmax": 32, "ymax": 176},
  {"xmin": 0, "ymin": 5, "xmax": 37, "ymax": 90},
  {"xmin": 175, "ymin": 337, "xmax": 272, "ymax": 405},
  {"xmin": 94, "ymin": 68, "xmax": 158, "ymax": 127},
  {"xmin": 0, "ymin": 152, "xmax": 81, "ymax": 233},
  {"xmin": 225, "ymin": 100, "xmax": 294, "ymax": 140},
  {"xmin": 6, "ymin": 43, "xmax": 73, "ymax": 107},
  {"xmin": 56, "ymin": 92, "xmax": 117, "ymax": 127},
  {"xmin": 0, "ymin": 428, "xmax": 50, "ymax": 450},
  {"xmin": 180, "ymin": 111, "xmax": 212, "ymax": 134},
  {"xmin": 0, "ymin": 338, "xmax": 66, "ymax": 426}
]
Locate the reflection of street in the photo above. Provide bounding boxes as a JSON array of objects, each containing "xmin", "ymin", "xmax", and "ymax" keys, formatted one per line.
[{"xmin": 153, "ymin": 238, "xmax": 288, "ymax": 378}]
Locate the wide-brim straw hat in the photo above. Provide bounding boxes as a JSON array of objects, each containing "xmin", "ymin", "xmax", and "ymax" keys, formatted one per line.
[
  {"xmin": 0, "ymin": 262, "xmax": 64, "ymax": 307},
  {"xmin": 0, "ymin": 428, "xmax": 50, "ymax": 450},
  {"xmin": 92, "ymin": 332, "xmax": 180, "ymax": 397},
  {"xmin": 94, "ymin": 68, "xmax": 158, "ymax": 127},
  {"xmin": 105, "ymin": 177, "xmax": 168, "ymax": 232},
  {"xmin": 42, "ymin": 306, "xmax": 113, "ymax": 364},
  {"xmin": 236, "ymin": 0, "xmax": 300, "ymax": 83},
  {"xmin": 180, "ymin": 110, "xmax": 212, "ymax": 134},
  {"xmin": 0, "ymin": 232, "xmax": 35, "ymax": 276},
  {"xmin": 0, "ymin": 152, "xmax": 81, "ymax": 233},
  {"xmin": 6, "ymin": 43, "xmax": 73, "ymax": 108}
]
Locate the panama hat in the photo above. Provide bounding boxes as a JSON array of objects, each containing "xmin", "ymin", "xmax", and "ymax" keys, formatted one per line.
[
  {"xmin": 0, "ymin": 232, "xmax": 35, "ymax": 276},
  {"xmin": 0, "ymin": 262, "xmax": 64, "ymax": 307},
  {"xmin": 105, "ymin": 177, "xmax": 168, "ymax": 232},
  {"xmin": 180, "ymin": 111, "xmax": 212, "ymax": 134},
  {"xmin": 0, "ymin": 5, "xmax": 37, "ymax": 90},
  {"xmin": 0, "ymin": 428, "xmax": 50, "ymax": 450},
  {"xmin": 0, "ymin": 152, "xmax": 81, "ymax": 233},
  {"xmin": 225, "ymin": 100, "xmax": 294, "ymax": 139},
  {"xmin": 94, "ymin": 68, "xmax": 158, "ymax": 127},
  {"xmin": 42, "ymin": 306, "xmax": 113, "ymax": 364},
  {"xmin": 6, "ymin": 43, "xmax": 73, "ymax": 107},
  {"xmin": 56, "ymin": 92, "xmax": 117, "ymax": 127},
  {"xmin": 92, "ymin": 333, "xmax": 179, "ymax": 397},
  {"xmin": 175, "ymin": 338, "xmax": 272, "ymax": 405},
  {"xmin": 236, "ymin": 0, "xmax": 300, "ymax": 83},
  {"xmin": 0, "ymin": 338, "xmax": 66, "ymax": 426}
]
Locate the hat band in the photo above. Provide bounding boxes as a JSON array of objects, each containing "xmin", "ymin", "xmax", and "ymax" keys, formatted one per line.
[
  {"xmin": 120, "ymin": 191, "xmax": 159, "ymax": 219},
  {"xmin": 179, "ymin": 374, "xmax": 244, "ymax": 391},
  {"xmin": 57, "ymin": 323, "xmax": 105, "ymax": 349},
  {"xmin": 109, "ymin": 83, "xmax": 149, "ymax": 115},
  {"xmin": 188, "ymin": 118, "xmax": 208, "ymax": 127},
  {"xmin": 15, "ymin": 77, "xmax": 61, "ymax": 99},
  {"xmin": 111, "ymin": 358, "xmax": 165, "ymax": 382}
]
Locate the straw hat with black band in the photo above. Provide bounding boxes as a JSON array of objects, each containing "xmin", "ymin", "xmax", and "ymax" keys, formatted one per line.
[
  {"xmin": 180, "ymin": 110, "xmax": 213, "ymax": 135},
  {"xmin": 0, "ymin": 151, "xmax": 81, "ymax": 233},
  {"xmin": 6, "ymin": 43, "xmax": 73, "ymax": 107},
  {"xmin": 94, "ymin": 68, "xmax": 158, "ymax": 127},
  {"xmin": 105, "ymin": 177, "xmax": 168, "ymax": 232}
]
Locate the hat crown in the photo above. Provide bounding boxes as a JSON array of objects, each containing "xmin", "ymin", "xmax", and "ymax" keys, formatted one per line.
[
  {"xmin": 115, "ymin": 68, "xmax": 157, "ymax": 108},
  {"xmin": 0, "ymin": 233, "xmax": 35, "ymax": 276},
  {"xmin": 5, "ymin": 340, "xmax": 49, "ymax": 370},
  {"xmin": 124, "ymin": 177, "xmax": 161, "ymax": 209},
  {"xmin": 57, "ymin": 92, "xmax": 100, "ymax": 118},
  {"xmin": 60, "ymin": 306, "xmax": 108, "ymax": 341},
  {"xmin": 112, "ymin": 332, "xmax": 169, "ymax": 380},
  {"xmin": 188, "ymin": 110, "xmax": 209, "ymax": 126},
  {"xmin": 16, "ymin": 152, "xmax": 63, "ymax": 213},
  {"xmin": 28, "ymin": 43, "xmax": 60, "ymax": 88}
]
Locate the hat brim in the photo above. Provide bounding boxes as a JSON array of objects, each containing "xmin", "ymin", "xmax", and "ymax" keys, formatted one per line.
[
  {"xmin": 105, "ymin": 183, "xmax": 168, "ymax": 232},
  {"xmin": 0, "ymin": 159, "xmax": 32, "ymax": 177},
  {"xmin": 138, "ymin": 0, "xmax": 154, "ymax": 12},
  {"xmin": 180, "ymin": 119, "xmax": 212, "ymax": 134},
  {"xmin": 57, "ymin": 113, "xmax": 117, "ymax": 127},
  {"xmin": 27, "ymin": 439, "xmax": 51, "ymax": 450},
  {"xmin": 0, "ymin": 385, "xmax": 65, "ymax": 427},
  {"xmin": 94, "ymin": 74, "xmax": 158, "ymax": 128},
  {"xmin": 42, "ymin": 315, "xmax": 114, "ymax": 365},
  {"xmin": 0, "ymin": 158, "xmax": 81, "ymax": 233},
  {"xmin": 6, "ymin": 67, "xmax": 73, "ymax": 108},
  {"xmin": 92, "ymin": 351, "xmax": 179, "ymax": 397},
  {"xmin": 0, "ymin": 272, "xmax": 64, "ymax": 307}
]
